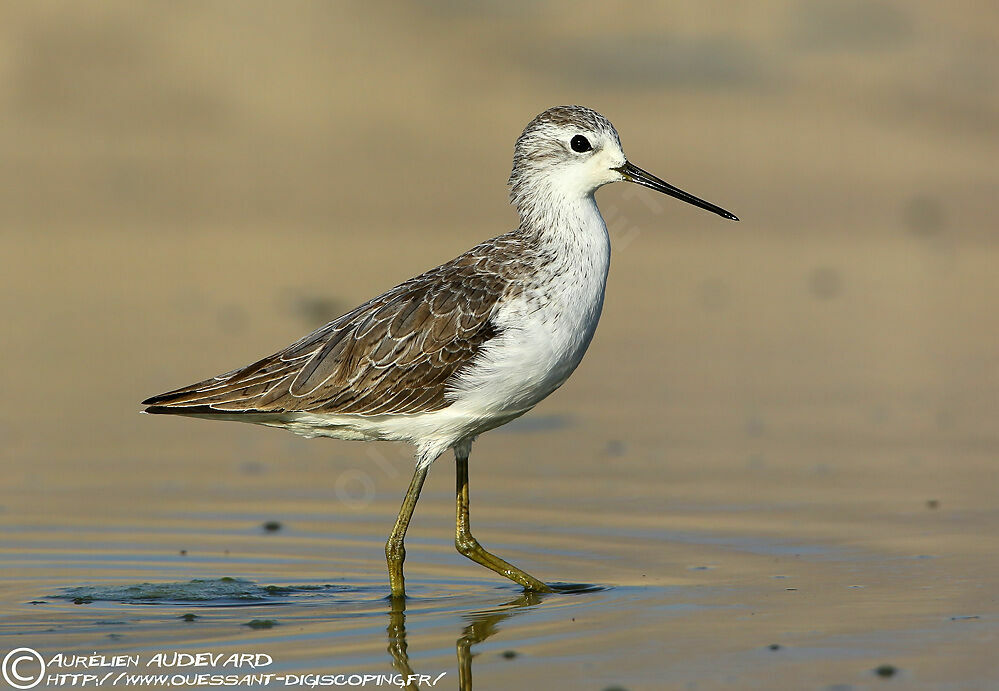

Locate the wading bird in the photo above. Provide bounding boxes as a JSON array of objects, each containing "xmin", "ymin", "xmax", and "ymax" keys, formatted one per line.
[{"xmin": 143, "ymin": 105, "xmax": 737, "ymax": 597}]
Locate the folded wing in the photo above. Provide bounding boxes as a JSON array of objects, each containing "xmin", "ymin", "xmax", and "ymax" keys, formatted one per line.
[{"xmin": 142, "ymin": 254, "xmax": 506, "ymax": 417}]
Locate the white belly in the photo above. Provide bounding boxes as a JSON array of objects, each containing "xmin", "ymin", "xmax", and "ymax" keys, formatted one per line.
[{"xmin": 449, "ymin": 293, "xmax": 603, "ymax": 414}]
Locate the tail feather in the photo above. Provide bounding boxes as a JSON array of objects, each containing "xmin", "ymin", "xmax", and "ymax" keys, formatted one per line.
[{"xmin": 143, "ymin": 404, "xmax": 225, "ymax": 416}]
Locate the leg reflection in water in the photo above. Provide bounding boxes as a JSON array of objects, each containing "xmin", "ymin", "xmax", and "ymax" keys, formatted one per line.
[
  {"xmin": 387, "ymin": 597, "xmax": 418, "ymax": 690},
  {"xmin": 387, "ymin": 590, "xmax": 552, "ymax": 691}
]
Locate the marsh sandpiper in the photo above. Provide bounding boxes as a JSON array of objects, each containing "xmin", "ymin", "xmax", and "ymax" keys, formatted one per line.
[{"xmin": 143, "ymin": 105, "xmax": 738, "ymax": 597}]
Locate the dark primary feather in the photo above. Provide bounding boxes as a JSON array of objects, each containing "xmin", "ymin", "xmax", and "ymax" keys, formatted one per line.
[{"xmin": 142, "ymin": 232, "xmax": 540, "ymax": 417}]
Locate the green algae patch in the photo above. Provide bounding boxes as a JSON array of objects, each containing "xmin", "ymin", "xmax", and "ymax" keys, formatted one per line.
[{"xmin": 56, "ymin": 579, "xmax": 343, "ymax": 605}]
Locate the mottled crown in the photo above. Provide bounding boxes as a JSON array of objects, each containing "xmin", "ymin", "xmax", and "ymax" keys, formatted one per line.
[
  {"xmin": 508, "ymin": 106, "xmax": 622, "ymax": 217},
  {"xmin": 522, "ymin": 104, "xmax": 618, "ymax": 136}
]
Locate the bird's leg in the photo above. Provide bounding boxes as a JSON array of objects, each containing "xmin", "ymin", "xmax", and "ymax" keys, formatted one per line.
[
  {"xmin": 454, "ymin": 449, "xmax": 552, "ymax": 592},
  {"xmin": 386, "ymin": 464, "xmax": 429, "ymax": 599}
]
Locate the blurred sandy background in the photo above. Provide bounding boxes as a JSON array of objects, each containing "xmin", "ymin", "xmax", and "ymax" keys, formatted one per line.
[
  {"xmin": 2, "ymin": 0, "xmax": 997, "ymax": 465},
  {"xmin": 1, "ymin": 1, "xmax": 998, "ymax": 687}
]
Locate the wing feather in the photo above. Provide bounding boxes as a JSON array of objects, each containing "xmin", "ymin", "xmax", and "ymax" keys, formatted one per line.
[{"xmin": 142, "ymin": 238, "xmax": 514, "ymax": 417}]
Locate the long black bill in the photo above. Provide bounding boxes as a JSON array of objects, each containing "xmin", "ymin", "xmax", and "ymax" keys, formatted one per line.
[{"xmin": 615, "ymin": 161, "xmax": 739, "ymax": 221}]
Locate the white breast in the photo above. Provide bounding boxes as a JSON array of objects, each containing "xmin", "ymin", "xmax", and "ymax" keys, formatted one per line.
[{"xmin": 447, "ymin": 196, "xmax": 611, "ymax": 424}]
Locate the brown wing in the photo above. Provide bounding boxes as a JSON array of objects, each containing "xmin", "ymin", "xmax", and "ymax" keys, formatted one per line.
[{"xmin": 142, "ymin": 251, "xmax": 509, "ymax": 417}]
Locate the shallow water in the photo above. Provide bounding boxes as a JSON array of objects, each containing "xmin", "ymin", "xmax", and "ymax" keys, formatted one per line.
[{"xmin": 4, "ymin": 383, "xmax": 998, "ymax": 689}]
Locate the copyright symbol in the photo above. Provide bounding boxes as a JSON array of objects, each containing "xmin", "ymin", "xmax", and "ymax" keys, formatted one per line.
[
  {"xmin": 2, "ymin": 647, "xmax": 44, "ymax": 689},
  {"xmin": 334, "ymin": 469, "xmax": 376, "ymax": 509}
]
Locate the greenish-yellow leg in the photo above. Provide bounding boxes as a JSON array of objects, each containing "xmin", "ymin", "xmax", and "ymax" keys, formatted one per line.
[
  {"xmin": 455, "ymin": 450, "xmax": 552, "ymax": 592},
  {"xmin": 386, "ymin": 465, "xmax": 429, "ymax": 598}
]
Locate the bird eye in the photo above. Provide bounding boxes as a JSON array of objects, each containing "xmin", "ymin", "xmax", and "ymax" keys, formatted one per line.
[{"xmin": 570, "ymin": 135, "xmax": 592, "ymax": 153}]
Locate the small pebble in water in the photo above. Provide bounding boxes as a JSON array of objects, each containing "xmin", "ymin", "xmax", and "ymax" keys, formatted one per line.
[
  {"xmin": 874, "ymin": 664, "xmax": 898, "ymax": 678},
  {"xmin": 501, "ymin": 650, "xmax": 518, "ymax": 659},
  {"xmin": 245, "ymin": 619, "xmax": 278, "ymax": 629},
  {"xmin": 263, "ymin": 521, "xmax": 283, "ymax": 532}
]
